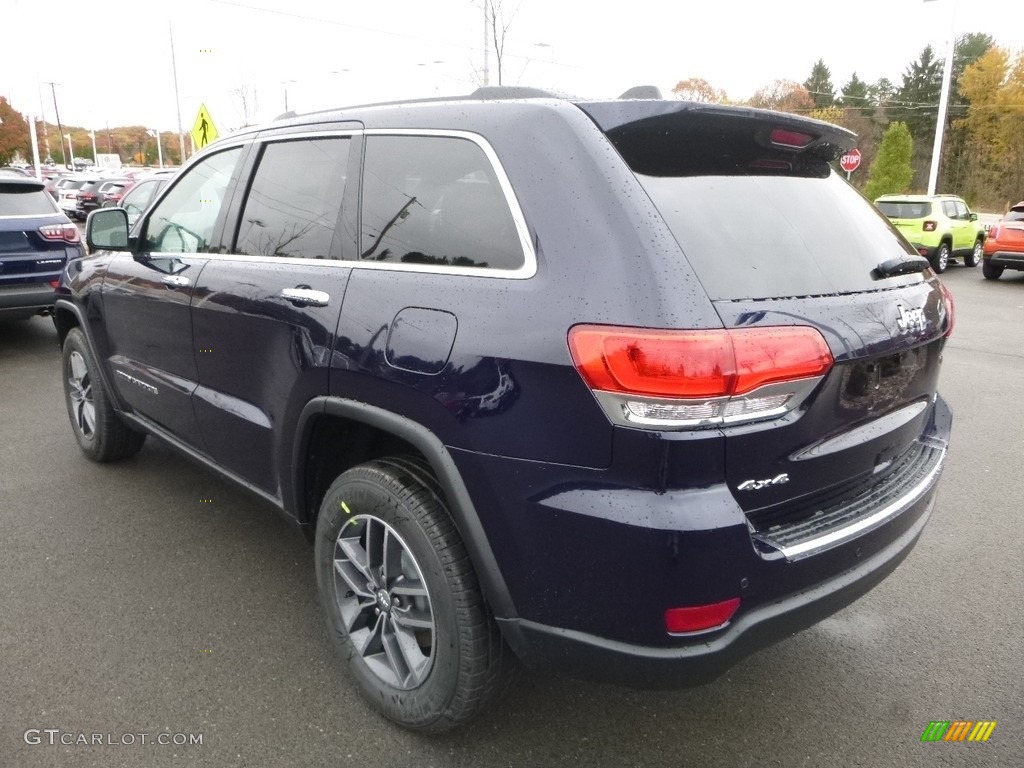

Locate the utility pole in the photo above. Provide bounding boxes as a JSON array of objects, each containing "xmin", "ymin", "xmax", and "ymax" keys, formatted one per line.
[
  {"xmin": 170, "ymin": 22, "xmax": 186, "ymax": 164},
  {"xmin": 46, "ymin": 82, "xmax": 67, "ymax": 167},
  {"xmin": 36, "ymin": 83, "xmax": 50, "ymax": 160}
]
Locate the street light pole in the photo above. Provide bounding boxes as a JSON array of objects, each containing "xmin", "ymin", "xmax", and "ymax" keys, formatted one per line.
[
  {"xmin": 64, "ymin": 133, "xmax": 74, "ymax": 170},
  {"xmin": 89, "ymin": 130, "xmax": 97, "ymax": 162},
  {"xmin": 149, "ymin": 129, "xmax": 164, "ymax": 169},
  {"xmin": 925, "ymin": 0, "xmax": 957, "ymax": 196},
  {"xmin": 46, "ymin": 82, "xmax": 67, "ymax": 167}
]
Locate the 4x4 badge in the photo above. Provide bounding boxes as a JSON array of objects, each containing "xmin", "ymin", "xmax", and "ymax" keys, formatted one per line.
[
  {"xmin": 737, "ymin": 474, "xmax": 789, "ymax": 491},
  {"xmin": 896, "ymin": 305, "xmax": 926, "ymax": 333}
]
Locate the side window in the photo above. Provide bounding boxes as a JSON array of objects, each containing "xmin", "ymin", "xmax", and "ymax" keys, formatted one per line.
[
  {"xmin": 122, "ymin": 180, "xmax": 157, "ymax": 222},
  {"xmin": 234, "ymin": 137, "xmax": 350, "ymax": 259},
  {"xmin": 942, "ymin": 201, "xmax": 958, "ymax": 219},
  {"xmin": 142, "ymin": 148, "xmax": 242, "ymax": 253},
  {"xmin": 360, "ymin": 135, "xmax": 524, "ymax": 271},
  {"xmin": 955, "ymin": 201, "xmax": 969, "ymax": 220}
]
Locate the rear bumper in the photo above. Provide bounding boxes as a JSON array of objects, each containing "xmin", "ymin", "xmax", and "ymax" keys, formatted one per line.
[
  {"xmin": 498, "ymin": 490, "xmax": 933, "ymax": 688},
  {"xmin": 985, "ymin": 251, "xmax": 1024, "ymax": 270},
  {"xmin": 475, "ymin": 395, "xmax": 951, "ymax": 688},
  {"xmin": 0, "ymin": 283, "xmax": 58, "ymax": 315}
]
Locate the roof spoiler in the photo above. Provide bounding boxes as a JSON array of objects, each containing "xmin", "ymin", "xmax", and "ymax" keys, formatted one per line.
[{"xmin": 618, "ymin": 85, "xmax": 663, "ymax": 100}]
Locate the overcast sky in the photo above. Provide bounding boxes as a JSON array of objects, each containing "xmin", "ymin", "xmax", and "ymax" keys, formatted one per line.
[{"xmin": 4, "ymin": 0, "xmax": 1023, "ymax": 139}]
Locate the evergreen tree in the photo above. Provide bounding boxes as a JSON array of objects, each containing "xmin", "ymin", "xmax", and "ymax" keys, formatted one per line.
[
  {"xmin": 839, "ymin": 72, "xmax": 870, "ymax": 109},
  {"xmin": 869, "ymin": 77, "xmax": 896, "ymax": 106},
  {"xmin": 864, "ymin": 122, "xmax": 915, "ymax": 200},
  {"xmin": 803, "ymin": 59, "xmax": 836, "ymax": 108}
]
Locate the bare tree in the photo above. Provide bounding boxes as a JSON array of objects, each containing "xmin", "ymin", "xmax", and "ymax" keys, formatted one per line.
[
  {"xmin": 470, "ymin": 0, "xmax": 522, "ymax": 87},
  {"xmin": 232, "ymin": 79, "xmax": 260, "ymax": 128}
]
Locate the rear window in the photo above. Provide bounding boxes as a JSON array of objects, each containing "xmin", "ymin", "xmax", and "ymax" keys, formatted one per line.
[
  {"xmin": 0, "ymin": 183, "xmax": 61, "ymax": 216},
  {"xmin": 637, "ymin": 174, "xmax": 919, "ymax": 301},
  {"xmin": 876, "ymin": 201, "xmax": 931, "ymax": 219}
]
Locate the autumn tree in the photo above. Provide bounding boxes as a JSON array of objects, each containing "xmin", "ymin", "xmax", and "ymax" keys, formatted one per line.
[
  {"xmin": 671, "ymin": 78, "xmax": 727, "ymax": 103},
  {"xmin": 0, "ymin": 99, "xmax": 30, "ymax": 165},
  {"xmin": 958, "ymin": 47, "xmax": 1024, "ymax": 207},
  {"xmin": 864, "ymin": 122, "xmax": 914, "ymax": 200},
  {"xmin": 803, "ymin": 59, "xmax": 836, "ymax": 108},
  {"xmin": 748, "ymin": 80, "xmax": 814, "ymax": 114}
]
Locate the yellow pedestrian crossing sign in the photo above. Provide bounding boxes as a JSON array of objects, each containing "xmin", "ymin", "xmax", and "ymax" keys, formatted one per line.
[{"xmin": 191, "ymin": 104, "xmax": 219, "ymax": 150}]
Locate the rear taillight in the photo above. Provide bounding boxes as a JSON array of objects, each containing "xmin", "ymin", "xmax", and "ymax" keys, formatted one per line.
[
  {"xmin": 923, "ymin": 220, "xmax": 937, "ymax": 232},
  {"xmin": 988, "ymin": 226, "xmax": 999, "ymax": 240},
  {"xmin": 39, "ymin": 223, "xmax": 80, "ymax": 244},
  {"xmin": 939, "ymin": 281, "xmax": 955, "ymax": 338},
  {"xmin": 568, "ymin": 325, "xmax": 833, "ymax": 429}
]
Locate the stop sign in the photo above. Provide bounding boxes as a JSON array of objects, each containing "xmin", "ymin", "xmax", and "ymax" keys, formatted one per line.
[{"xmin": 840, "ymin": 149, "xmax": 862, "ymax": 173}]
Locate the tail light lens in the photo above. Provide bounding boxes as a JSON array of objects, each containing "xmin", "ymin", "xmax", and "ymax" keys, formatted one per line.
[
  {"xmin": 39, "ymin": 223, "xmax": 81, "ymax": 244},
  {"xmin": 923, "ymin": 220, "xmax": 937, "ymax": 232},
  {"xmin": 568, "ymin": 325, "xmax": 833, "ymax": 429},
  {"xmin": 770, "ymin": 128, "xmax": 814, "ymax": 148},
  {"xmin": 939, "ymin": 281, "xmax": 955, "ymax": 338},
  {"xmin": 988, "ymin": 226, "xmax": 999, "ymax": 240}
]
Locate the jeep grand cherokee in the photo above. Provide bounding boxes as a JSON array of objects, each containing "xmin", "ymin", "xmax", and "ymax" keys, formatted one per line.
[{"xmin": 55, "ymin": 87, "xmax": 953, "ymax": 732}]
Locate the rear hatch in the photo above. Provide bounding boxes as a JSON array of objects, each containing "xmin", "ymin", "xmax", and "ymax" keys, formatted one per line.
[
  {"xmin": 0, "ymin": 181, "xmax": 79, "ymax": 287},
  {"xmin": 578, "ymin": 101, "xmax": 951, "ymax": 557}
]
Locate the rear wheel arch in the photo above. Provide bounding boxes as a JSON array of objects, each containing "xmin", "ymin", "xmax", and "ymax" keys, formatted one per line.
[
  {"xmin": 53, "ymin": 305, "xmax": 80, "ymax": 347},
  {"xmin": 292, "ymin": 397, "xmax": 517, "ymax": 619}
]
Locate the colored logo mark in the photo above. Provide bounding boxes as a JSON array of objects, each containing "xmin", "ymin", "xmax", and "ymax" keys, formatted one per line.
[{"xmin": 920, "ymin": 720, "xmax": 997, "ymax": 742}]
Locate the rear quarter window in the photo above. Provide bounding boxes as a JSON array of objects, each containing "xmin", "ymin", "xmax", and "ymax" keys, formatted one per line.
[{"xmin": 360, "ymin": 134, "xmax": 524, "ymax": 271}]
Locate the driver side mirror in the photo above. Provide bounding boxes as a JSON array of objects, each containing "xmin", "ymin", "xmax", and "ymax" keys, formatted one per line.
[
  {"xmin": 969, "ymin": 212, "xmax": 978, "ymax": 221},
  {"xmin": 86, "ymin": 208, "xmax": 130, "ymax": 252}
]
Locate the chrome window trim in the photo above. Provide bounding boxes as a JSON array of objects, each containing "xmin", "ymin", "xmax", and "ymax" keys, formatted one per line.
[
  {"xmin": 357, "ymin": 129, "xmax": 537, "ymax": 279},
  {"xmin": 185, "ymin": 129, "xmax": 537, "ymax": 279}
]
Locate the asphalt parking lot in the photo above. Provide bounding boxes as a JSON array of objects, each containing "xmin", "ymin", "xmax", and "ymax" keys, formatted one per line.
[{"xmin": 2, "ymin": 264, "xmax": 1022, "ymax": 767}]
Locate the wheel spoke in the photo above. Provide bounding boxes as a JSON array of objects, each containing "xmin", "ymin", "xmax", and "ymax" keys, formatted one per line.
[
  {"xmin": 381, "ymin": 616, "xmax": 413, "ymax": 686},
  {"xmin": 381, "ymin": 528, "xmax": 405, "ymax": 587},
  {"xmin": 333, "ymin": 558, "xmax": 374, "ymax": 598},
  {"xmin": 81, "ymin": 403, "xmax": 96, "ymax": 436},
  {"xmin": 336, "ymin": 530, "xmax": 374, "ymax": 585},
  {"xmin": 391, "ymin": 603, "xmax": 433, "ymax": 630}
]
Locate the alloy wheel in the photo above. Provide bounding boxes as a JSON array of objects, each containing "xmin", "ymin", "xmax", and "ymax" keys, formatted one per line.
[
  {"xmin": 67, "ymin": 351, "xmax": 96, "ymax": 440},
  {"xmin": 332, "ymin": 515, "xmax": 435, "ymax": 690}
]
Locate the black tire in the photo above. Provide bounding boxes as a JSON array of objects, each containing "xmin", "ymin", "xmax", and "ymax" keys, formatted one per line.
[
  {"xmin": 314, "ymin": 457, "xmax": 515, "ymax": 732},
  {"xmin": 931, "ymin": 241, "xmax": 950, "ymax": 273},
  {"xmin": 62, "ymin": 327, "xmax": 146, "ymax": 461},
  {"xmin": 966, "ymin": 238, "xmax": 983, "ymax": 268},
  {"xmin": 982, "ymin": 260, "xmax": 1004, "ymax": 280}
]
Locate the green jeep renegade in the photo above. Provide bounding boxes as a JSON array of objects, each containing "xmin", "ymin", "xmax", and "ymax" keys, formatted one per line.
[{"xmin": 874, "ymin": 193, "xmax": 986, "ymax": 274}]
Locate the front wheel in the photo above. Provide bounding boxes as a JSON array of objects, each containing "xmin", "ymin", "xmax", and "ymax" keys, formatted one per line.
[
  {"xmin": 982, "ymin": 260, "xmax": 1004, "ymax": 280},
  {"xmin": 932, "ymin": 241, "xmax": 950, "ymax": 273},
  {"xmin": 314, "ymin": 457, "xmax": 515, "ymax": 732},
  {"xmin": 62, "ymin": 327, "xmax": 146, "ymax": 461},
  {"xmin": 966, "ymin": 238, "xmax": 983, "ymax": 268}
]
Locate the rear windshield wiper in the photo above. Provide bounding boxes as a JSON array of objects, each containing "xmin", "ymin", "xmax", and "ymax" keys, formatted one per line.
[{"xmin": 873, "ymin": 256, "xmax": 931, "ymax": 279}]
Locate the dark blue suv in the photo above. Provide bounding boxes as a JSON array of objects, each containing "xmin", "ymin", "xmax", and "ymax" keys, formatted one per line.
[{"xmin": 56, "ymin": 88, "xmax": 953, "ymax": 732}]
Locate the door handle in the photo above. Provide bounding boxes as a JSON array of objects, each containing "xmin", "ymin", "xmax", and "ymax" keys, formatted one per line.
[
  {"xmin": 161, "ymin": 274, "xmax": 190, "ymax": 288},
  {"xmin": 280, "ymin": 287, "xmax": 330, "ymax": 307}
]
